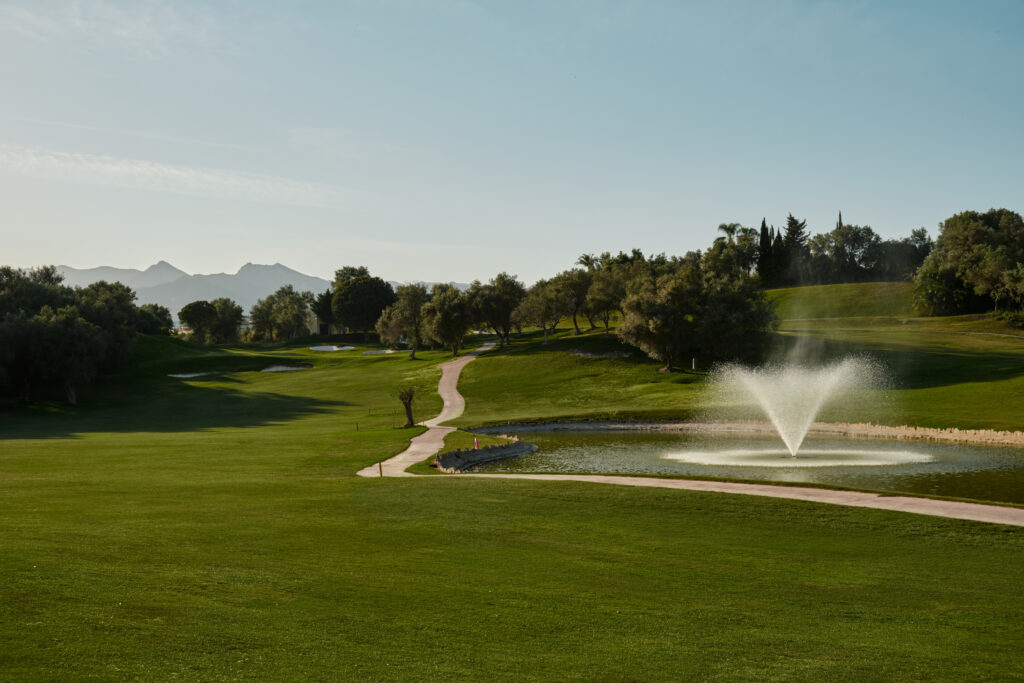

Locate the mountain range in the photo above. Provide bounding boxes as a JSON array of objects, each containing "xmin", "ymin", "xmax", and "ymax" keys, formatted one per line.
[
  {"xmin": 55, "ymin": 262, "xmax": 468, "ymax": 320},
  {"xmin": 57, "ymin": 262, "xmax": 332, "ymax": 320}
]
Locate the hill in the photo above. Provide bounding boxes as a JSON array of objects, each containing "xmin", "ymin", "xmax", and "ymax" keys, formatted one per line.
[
  {"xmin": 767, "ymin": 281, "xmax": 915, "ymax": 320},
  {"xmin": 56, "ymin": 260, "xmax": 188, "ymax": 290}
]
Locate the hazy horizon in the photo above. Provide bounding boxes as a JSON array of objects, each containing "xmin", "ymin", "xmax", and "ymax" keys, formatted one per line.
[{"xmin": 3, "ymin": 1, "xmax": 1023, "ymax": 283}]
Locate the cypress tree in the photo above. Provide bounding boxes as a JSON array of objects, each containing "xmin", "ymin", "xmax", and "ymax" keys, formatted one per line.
[
  {"xmin": 772, "ymin": 226, "xmax": 785, "ymax": 284},
  {"xmin": 757, "ymin": 218, "xmax": 772, "ymax": 285}
]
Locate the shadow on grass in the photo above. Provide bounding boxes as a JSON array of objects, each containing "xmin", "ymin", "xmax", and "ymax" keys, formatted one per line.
[
  {"xmin": 0, "ymin": 381, "xmax": 350, "ymax": 440},
  {"xmin": 769, "ymin": 333, "xmax": 1024, "ymax": 390}
]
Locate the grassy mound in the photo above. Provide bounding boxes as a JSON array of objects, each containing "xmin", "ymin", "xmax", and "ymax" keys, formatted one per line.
[{"xmin": 768, "ymin": 281, "xmax": 915, "ymax": 319}]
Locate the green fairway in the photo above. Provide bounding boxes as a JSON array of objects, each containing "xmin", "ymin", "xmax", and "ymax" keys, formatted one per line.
[
  {"xmin": 767, "ymin": 281, "xmax": 915, "ymax": 319},
  {"xmin": 455, "ymin": 285, "xmax": 1024, "ymax": 432},
  {"xmin": 3, "ymin": 425, "xmax": 1023, "ymax": 679},
  {"xmin": 3, "ymin": 289, "xmax": 1024, "ymax": 679}
]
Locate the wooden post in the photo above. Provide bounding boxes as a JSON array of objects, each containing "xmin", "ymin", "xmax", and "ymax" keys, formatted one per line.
[{"xmin": 378, "ymin": 461, "xmax": 383, "ymax": 477}]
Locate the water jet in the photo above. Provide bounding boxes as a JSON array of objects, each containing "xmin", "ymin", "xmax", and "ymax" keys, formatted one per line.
[{"xmin": 714, "ymin": 358, "xmax": 882, "ymax": 457}]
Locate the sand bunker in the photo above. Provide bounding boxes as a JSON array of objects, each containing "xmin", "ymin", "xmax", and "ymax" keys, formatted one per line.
[
  {"xmin": 260, "ymin": 365, "xmax": 313, "ymax": 373},
  {"xmin": 362, "ymin": 349, "xmax": 403, "ymax": 355},
  {"xmin": 310, "ymin": 345, "xmax": 355, "ymax": 352},
  {"xmin": 168, "ymin": 371, "xmax": 222, "ymax": 379}
]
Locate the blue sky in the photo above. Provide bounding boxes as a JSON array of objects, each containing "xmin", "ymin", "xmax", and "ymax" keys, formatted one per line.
[{"xmin": 2, "ymin": 0, "xmax": 1022, "ymax": 284}]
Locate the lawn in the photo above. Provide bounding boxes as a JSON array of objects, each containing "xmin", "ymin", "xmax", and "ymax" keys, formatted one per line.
[
  {"xmin": 455, "ymin": 286, "xmax": 1024, "ymax": 432},
  {"xmin": 2, "ymin": 294, "xmax": 1024, "ymax": 680},
  {"xmin": 766, "ymin": 281, "xmax": 915, "ymax": 319}
]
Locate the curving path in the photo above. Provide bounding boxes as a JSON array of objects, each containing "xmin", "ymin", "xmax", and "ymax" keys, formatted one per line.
[
  {"xmin": 456, "ymin": 473, "xmax": 1024, "ymax": 527},
  {"xmin": 357, "ymin": 343, "xmax": 495, "ymax": 478},
  {"xmin": 356, "ymin": 342, "xmax": 1024, "ymax": 527}
]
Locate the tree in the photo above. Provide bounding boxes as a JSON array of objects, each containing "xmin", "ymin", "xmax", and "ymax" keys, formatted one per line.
[
  {"xmin": 914, "ymin": 209, "xmax": 1024, "ymax": 313},
  {"xmin": 553, "ymin": 269, "xmax": 592, "ymax": 335},
  {"xmin": 467, "ymin": 273, "xmax": 526, "ymax": 347},
  {"xmin": 782, "ymin": 213, "xmax": 810, "ymax": 285},
  {"xmin": 333, "ymin": 275, "xmax": 396, "ymax": 335},
  {"xmin": 137, "ymin": 303, "xmax": 172, "ymax": 334},
  {"xmin": 251, "ymin": 286, "xmax": 314, "ymax": 341},
  {"xmin": 422, "ymin": 284, "xmax": 470, "ymax": 357},
  {"xmin": 0, "ymin": 266, "xmax": 145, "ymax": 404},
  {"xmin": 757, "ymin": 218, "xmax": 774, "ymax": 285},
  {"xmin": 618, "ymin": 266, "xmax": 703, "ymax": 372},
  {"xmin": 807, "ymin": 218, "xmax": 882, "ymax": 284},
  {"xmin": 311, "ymin": 288, "xmax": 335, "ymax": 333},
  {"xmin": 76, "ymin": 280, "xmax": 138, "ymax": 369},
  {"xmin": 210, "ymin": 298, "xmax": 243, "ymax": 344},
  {"xmin": 397, "ymin": 386, "xmax": 416, "ymax": 427},
  {"xmin": 513, "ymin": 279, "xmax": 564, "ymax": 344},
  {"xmin": 34, "ymin": 305, "xmax": 105, "ymax": 405},
  {"xmin": 618, "ymin": 251, "xmax": 777, "ymax": 371},
  {"xmin": 376, "ymin": 283, "xmax": 429, "ymax": 358},
  {"xmin": 332, "ymin": 266, "xmax": 370, "ymax": 290},
  {"xmin": 876, "ymin": 228, "xmax": 933, "ymax": 281},
  {"xmin": 576, "ymin": 253, "xmax": 599, "ymax": 271},
  {"xmin": 178, "ymin": 300, "xmax": 218, "ymax": 342},
  {"xmin": 585, "ymin": 264, "xmax": 628, "ymax": 335}
]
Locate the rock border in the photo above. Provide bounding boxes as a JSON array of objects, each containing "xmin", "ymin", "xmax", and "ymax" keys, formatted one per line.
[
  {"xmin": 435, "ymin": 441, "xmax": 538, "ymax": 473},
  {"xmin": 472, "ymin": 420, "xmax": 1024, "ymax": 448}
]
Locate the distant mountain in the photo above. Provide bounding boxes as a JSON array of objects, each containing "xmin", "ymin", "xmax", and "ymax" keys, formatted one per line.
[
  {"xmin": 58, "ymin": 262, "xmax": 331, "ymax": 319},
  {"xmin": 138, "ymin": 262, "xmax": 332, "ymax": 317},
  {"xmin": 55, "ymin": 262, "xmax": 470, "ymax": 321},
  {"xmin": 57, "ymin": 261, "xmax": 188, "ymax": 291},
  {"xmin": 389, "ymin": 280, "xmax": 472, "ymax": 292}
]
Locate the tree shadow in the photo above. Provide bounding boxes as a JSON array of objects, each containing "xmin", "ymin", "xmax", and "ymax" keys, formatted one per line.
[
  {"xmin": 0, "ymin": 380, "xmax": 351, "ymax": 440},
  {"xmin": 768, "ymin": 333, "xmax": 1024, "ymax": 390}
]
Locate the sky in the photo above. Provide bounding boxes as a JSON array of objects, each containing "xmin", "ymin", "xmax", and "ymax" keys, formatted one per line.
[{"xmin": 2, "ymin": 0, "xmax": 1022, "ymax": 285}]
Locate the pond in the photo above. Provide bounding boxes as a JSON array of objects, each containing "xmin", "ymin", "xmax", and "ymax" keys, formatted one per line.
[{"xmin": 475, "ymin": 430, "xmax": 1024, "ymax": 505}]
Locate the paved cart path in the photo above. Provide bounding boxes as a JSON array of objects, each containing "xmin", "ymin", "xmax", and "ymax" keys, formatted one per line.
[
  {"xmin": 356, "ymin": 344, "xmax": 495, "ymax": 478},
  {"xmin": 357, "ymin": 342, "xmax": 1024, "ymax": 527},
  {"xmin": 454, "ymin": 473, "xmax": 1024, "ymax": 527}
]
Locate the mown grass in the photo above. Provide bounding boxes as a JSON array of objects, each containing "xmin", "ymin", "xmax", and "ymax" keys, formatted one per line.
[
  {"xmin": 3, "ymin": 433, "xmax": 1023, "ymax": 679},
  {"xmin": 455, "ymin": 286, "xmax": 1024, "ymax": 432},
  {"xmin": 767, "ymin": 281, "xmax": 915, "ymax": 319},
  {"xmin": 453, "ymin": 328, "xmax": 705, "ymax": 427},
  {"xmin": 3, "ymin": 287, "xmax": 1024, "ymax": 679}
]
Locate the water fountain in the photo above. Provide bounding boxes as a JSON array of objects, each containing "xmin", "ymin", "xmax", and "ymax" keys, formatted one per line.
[{"xmin": 713, "ymin": 357, "xmax": 883, "ymax": 457}]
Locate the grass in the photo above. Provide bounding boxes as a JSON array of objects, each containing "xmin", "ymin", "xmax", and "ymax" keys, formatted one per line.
[
  {"xmin": 453, "ymin": 328, "xmax": 705, "ymax": 427},
  {"xmin": 3, "ymin": 440, "xmax": 1023, "ymax": 679},
  {"xmin": 454, "ymin": 286, "xmax": 1024, "ymax": 432},
  {"xmin": 3, "ymin": 286, "xmax": 1024, "ymax": 679},
  {"xmin": 767, "ymin": 281, "xmax": 915, "ymax": 319},
  {"xmin": 406, "ymin": 429, "xmax": 509, "ymax": 475}
]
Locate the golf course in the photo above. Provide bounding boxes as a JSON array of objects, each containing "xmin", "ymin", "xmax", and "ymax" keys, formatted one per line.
[{"xmin": 2, "ymin": 282, "xmax": 1023, "ymax": 680}]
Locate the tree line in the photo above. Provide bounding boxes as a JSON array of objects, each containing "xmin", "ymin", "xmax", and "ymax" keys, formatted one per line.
[
  {"xmin": 752, "ymin": 212, "xmax": 933, "ymax": 288},
  {"xmin": 0, "ymin": 266, "xmax": 172, "ymax": 404},
  {"xmin": 8, "ymin": 206, "xmax": 1019, "ymax": 404},
  {"xmin": 912, "ymin": 208, "xmax": 1024, "ymax": 316}
]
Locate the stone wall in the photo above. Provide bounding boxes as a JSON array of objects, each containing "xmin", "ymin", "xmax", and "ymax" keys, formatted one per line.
[{"xmin": 435, "ymin": 441, "xmax": 538, "ymax": 473}]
